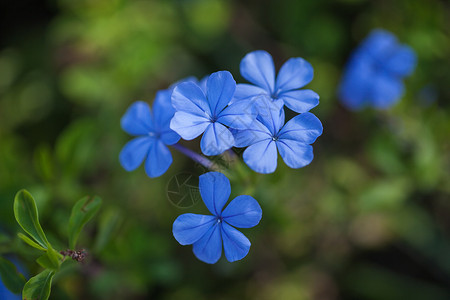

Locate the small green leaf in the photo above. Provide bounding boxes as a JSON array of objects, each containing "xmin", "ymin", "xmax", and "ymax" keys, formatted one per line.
[
  {"xmin": 36, "ymin": 248, "xmax": 63, "ymax": 271},
  {"xmin": 22, "ymin": 269, "xmax": 55, "ymax": 300},
  {"xmin": 18, "ymin": 233, "xmax": 47, "ymax": 251},
  {"xmin": 13, "ymin": 190, "xmax": 50, "ymax": 250},
  {"xmin": 68, "ymin": 196, "xmax": 102, "ymax": 249},
  {"xmin": 0, "ymin": 256, "xmax": 26, "ymax": 294},
  {"xmin": 36, "ymin": 255, "xmax": 54, "ymax": 270}
]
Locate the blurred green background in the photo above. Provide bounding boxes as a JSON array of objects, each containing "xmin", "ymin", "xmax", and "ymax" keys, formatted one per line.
[{"xmin": 1, "ymin": 0, "xmax": 449, "ymax": 299}]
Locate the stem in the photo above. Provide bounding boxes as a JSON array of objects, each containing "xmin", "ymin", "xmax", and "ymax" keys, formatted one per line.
[{"xmin": 171, "ymin": 143, "xmax": 217, "ymax": 170}]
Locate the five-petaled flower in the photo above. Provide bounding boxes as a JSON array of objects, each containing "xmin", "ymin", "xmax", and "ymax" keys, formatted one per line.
[
  {"xmin": 119, "ymin": 89, "xmax": 180, "ymax": 178},
  {"xmin": 233, "ymin": 50, "xmax": 319, "ymax": 114},
  {"xmin": 170, "ymin": 71, "xmax": 257, "ymax": 156},
  {"xmin": 232, "ymin": 100, "xmax": 323, "ymax": 173},
  {"xmin": 173, "ymin": 172, "xmax": 262, "ymax": 264},
  {"xmin": 338, "ymin": 29, "xmax": 417, "ymax": 110}
]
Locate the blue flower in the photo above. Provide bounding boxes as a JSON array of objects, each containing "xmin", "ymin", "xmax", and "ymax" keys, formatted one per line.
[
  {"xmin": 170, "ymin": 71, "xmax": 257, "ymax": 156},
  {"xmin": 338, "ymin": 29, "xmax": 417, "ymax": 110},
  {"xmin": 232, "ymin": 100, "xmax": 323, "ymax": 173},
  {"xmin": 173, "ymin": 172, "xmax": 262, "ymax": 264},
  {"xmin": 119, "ymin": 89, "xmax": 180, "ymax": 178},
  {"xmin": 234, "ymin": 50, "xmax": 319, "ymax": 114}
]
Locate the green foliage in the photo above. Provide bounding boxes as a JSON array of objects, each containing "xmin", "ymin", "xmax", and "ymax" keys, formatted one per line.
[
  {"xmin": 22, "ymin": 269, "xmax": 56, "ymax": 300},
  {"xmin": 68, "ymin": 196, "xmax": 102, "ymax": 249},
  {"xmin": 17, "ymin": 233, "xmax": 47, "ymax": 251},
  {"xmin": 10, "ymin": 189, "xmax": 101, "ymax": 298},
  {"xmin": 0, "ymin": 256, "xmax": 26, "ymax": 294},
  {"xmin": 36, "ymin": 248, "xmax": 63, "ymax": 271},
  {"xmin": 13, "ymin": 190, "xmax": 50, "ymax": 250}
]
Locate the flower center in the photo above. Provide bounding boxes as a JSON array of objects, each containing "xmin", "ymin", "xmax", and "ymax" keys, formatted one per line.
[
  {"xmin": 210, "ymin": 115, "xmax": 218, "ymax": 123},
  {"xmin": 271, "ymin": 135, "xmax": 279, "ymax": 141},
  {"xmin": 216, "ymin": 216, "xmax": 223, "ymax": 223},
  {"xmin": 148, "ymin": 132, "xmax": 161, "ymax": 139}
]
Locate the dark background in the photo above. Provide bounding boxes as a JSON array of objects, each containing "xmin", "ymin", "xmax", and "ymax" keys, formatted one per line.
[{"xmin": 0, "ymin": 0, "xmax": 449, "ymax": 299}]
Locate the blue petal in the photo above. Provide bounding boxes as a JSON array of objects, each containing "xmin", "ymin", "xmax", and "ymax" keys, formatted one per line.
[
  {"xmin": 361, "ymin": 29, "xmax": 397, "ymax": 60},
  {"xmin": 152, "ymin": 89, "xmax": 180, "ymax": 145},
  {"xmin": 222, "ymin": 195, "xmax": 262, "ymax": 228},
  {"xmin": 171, "ymin": 82, "xmax": 211, "ymax": 118},
  {"xmin": 217, "ymin": 100, "xmax": 256, "ymax": 130},
  {"xmin": 119, "ymin": 137, "xmax": 153, "ymax": 171},
  {"xmin": 170, "ymin": 112, "xmax": 210, "ymax": 140},
  {"xmin": 277, "ymin": 140, "xmax": 314, "ymax": 168},
  {"xmin": 153, "ymin": 90, "xmax": 175, "ymax": 129},
  {"xmin": 370, "ymin": 72, "xmax": 404, "ymax": 109},
  {"xmin": 144, "ymin": 140, "xmax": 173, "ymax": 177},
  {"xmin": 171, "ymin": 76, "xmax": 208, "ymax": 93},
  {"xmin": 192, "ymin": 223, "xmax": 222, "ymax": 264},
  {"xmin": 230, "ymin": 120, "xmax": 271, "ymax": 148},
  {"xmin": 275, "ymin": 57, "xmax": 314, "ymax": 92},
  {"xmin": 240, "ymin": 50, "xmax": 275, "ymax": 93},
  {"xmin": 385, "ymin": 45, "xmax": 417, "ymax": 77},
  {"xmin": 278, "ymin": 89, "xmax": 319, "ymax": 113},
  {"xmin": 121, "ymin": 101, "xmax": 154, "ymax": 136},
  {"xmin": 255, "ymin": 99, "xmax": 285, "ymax": 136},
  {"xmin": 233, "ymin": 84, "xmax": 268, "ymax": 102},
  {"xmin": 160, "ymin": 130, "xmax": 181, "ymax": 145},
  {"xmin": 338, "ymin": 53, "xmax": 374, "ymax": 110},
  {"xmin": 243, "ymin": 140, "xmax": 277, "ymax": 174},
  {"xmin": 200, "ymin": 123, "xmax": 234, "ymax": 156},
  {"xmin": 278, "ymin": 112, "xmax": 323, "ymax": 144},
  {"xmin": 198, "ymin": 76, "xmax": 208, "ymax": 93},
  {"xmin": 206, "ymin": 71, "xmax": 236, "ymax": 115},
  {"xmin": 199, "ymin": 172, "xmax": 231, "ymax": 216},
  {"xmin": 172, "ymin": 214, "xmax": 216, "ymax": 245},
  {"xmin": 221, "ymin": 222, "xmax": 251, "ymax": 262}
]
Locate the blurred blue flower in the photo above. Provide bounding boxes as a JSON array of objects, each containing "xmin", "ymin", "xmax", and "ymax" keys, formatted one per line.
[
  {"xmin": 173, "ymin": 172, "xmax": 262, "ymax": 264},
  {"xmin": 234, "ymin": 50, "xmax": 319, "ymax": 114},
  {"xmin": 232, "ymin": 100, "xmax": 323, "ymax": 173},
  {"xmin": 0, "ymin": 279, "xmax": 20, "ymax": 300},
  {"xmin": 338, "ymin": 29, "xmax": 417, "ymax": 110},
  {"xmin": 170, "ymin": 71, "xmax": 257, "ymax": 156},
  {"xmin": 119, "ymin": 90, "xmax": 180, "ymax": 178}
]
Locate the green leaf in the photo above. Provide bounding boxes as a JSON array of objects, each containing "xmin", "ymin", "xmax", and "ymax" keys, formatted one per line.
[
  {"xmin": 0, "ymin": 256, "xmax": 26, "ymax": 294},
  {"xmin": 22, "ymin": 269, "xmax": 55, "ymax": 300},
  {"xmin": 13, "ymin": 189, "xmax": 50, "ymax": 250},
  {"xmin": 36, "ymin": 248, "xmax": 63, "ymax": 271},
  {"xmin": 18, "ymin": 233, "xmax": 47, "ymax": 251},
  {"xmin": 68, "ymin": 196, "xmax": 102, "ymax": 249}
]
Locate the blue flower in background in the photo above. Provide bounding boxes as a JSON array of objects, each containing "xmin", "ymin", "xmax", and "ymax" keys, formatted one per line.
[
  {"xmin": 119, "ymin": 89, "xmax": 180, "ymax": 178},
  {"xmin": 232, "ymin": 100, "xmax": 323, "ymax": 173},
  {"xmin": 338, "ymin": 29, "xmax": 417, "ymax": 110},
  {"xmin": 234, "ymin": 50, "xmax": 319, "ymax": 114},
  {"xmin": 170, "ymin": 71, "xmax": 257, "ymax": 156},
  {"xmin": 0, "ymin": 282, "xmax": 20, "ymax": 300},
  {"xmin": 173, "ymin": 172, "xmax": 262, "ymax": 264}
]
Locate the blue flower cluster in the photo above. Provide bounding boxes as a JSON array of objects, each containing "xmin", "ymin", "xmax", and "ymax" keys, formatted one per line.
[
  {"xmin": 338, "ymin": 29, "xmax": 417, "ymax": 110},
  {"xmin": 119, "ymin": 50, "xmax": 323, "ymax": 263},
  {"xmin": 120, "ymin": 50, "xmax": 323, "ymax": 177}
]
